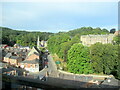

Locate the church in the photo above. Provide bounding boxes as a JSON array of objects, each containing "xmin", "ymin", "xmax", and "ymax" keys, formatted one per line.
[{"xmin": 19, "ymin": 36, "xmax": 43, "ymax": 72}]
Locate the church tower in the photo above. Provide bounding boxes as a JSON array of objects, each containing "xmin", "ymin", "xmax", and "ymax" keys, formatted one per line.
[{"xmin": 37, "ymin": 36, "xmax": 40, "ymax": 49}]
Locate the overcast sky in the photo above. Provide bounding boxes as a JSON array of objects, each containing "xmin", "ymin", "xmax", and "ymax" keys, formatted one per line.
[{"xmin": 1, "ymin": 1, "xmax": 118, "ymax": 33}]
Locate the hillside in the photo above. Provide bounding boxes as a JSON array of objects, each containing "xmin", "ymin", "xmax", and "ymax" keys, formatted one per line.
[
  {"xmin": 1, "ymin": 26, "xmax": 110, "ymax": 47},
  {"xmin": 67, "ymin": 27, "xmax": 110, "ymax": 37},
  {"xmin": 1, "ymin": 27, "xmax": 53, "ymax": 47}
]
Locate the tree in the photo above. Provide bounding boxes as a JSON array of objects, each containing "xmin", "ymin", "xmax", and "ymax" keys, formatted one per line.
[
  {"xmin": 110, "ymin": 45, "xmax": 120, "ymax": 79},
  {"xmin": 90, "ymin": 43, "xmax": 119, "ymax": 76},
  {"xmin": 90, "ymin": 43, "xmax": 104, "ymax": 73},
  {"xmin": 1, "ymin": 27, "xmax": 53, "ymax": 47},
  {"xmin": 47, "ymin": 33, "xmax": 70, "ymax": 54},
  {"xmin": 113, "ymin": 36, "xmax": 120, "ymax": 45},
  {"xmin": 58, "ymin": 34, "xmax": 80, "ymax": 61},
  {"xmin": 110, "ymin": 28, "xmax": 116, "ymax": 34},
  {"xmin": 68, "ymin": 27, "xmax": 109, "ymax": 37},
  {"xmin": 67, "ymin": 43, "xmax": 93, "ymax": 74}
]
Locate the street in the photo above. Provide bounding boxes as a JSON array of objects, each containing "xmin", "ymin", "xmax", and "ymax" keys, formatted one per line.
[{"xmin": 47, "ymin": 55, "xmax": 57, "ymax": 74}]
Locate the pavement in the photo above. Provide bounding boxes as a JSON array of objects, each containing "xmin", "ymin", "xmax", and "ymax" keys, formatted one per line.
[
  {"xmin": 47, "ymin": 54, "xmax": 58, "ymax": 77},
  {"xmin": 29, "ymin": 68, "xmax": 48, "ymax": 78}
]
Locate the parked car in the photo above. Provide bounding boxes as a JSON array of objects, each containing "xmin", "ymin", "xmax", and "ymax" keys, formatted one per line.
[{"xmin": 38, "ymin": 75, "xmax": 46, "ymax": 81}]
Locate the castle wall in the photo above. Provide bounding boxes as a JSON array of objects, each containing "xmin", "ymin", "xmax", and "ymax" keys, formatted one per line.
[{"xmin": 80, "ymin": 34, "xmax": 114, "ymax": 46}]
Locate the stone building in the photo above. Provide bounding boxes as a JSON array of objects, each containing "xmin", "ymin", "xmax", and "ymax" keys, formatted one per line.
[
  {"xmin": 114, "ymin": 30, "xmax": 120, "ymax": 36},
  {"xmin": 26, "ymin": 52, "xmax": 39, "ymax": 61},
  {"xmin": 3, "ymin": 53, "xmax": 23, "ymax": 66},
  {"xmin": 3, "ymin": 53, "xmax": 12, "ymax": 63},
  {"xmin": 19, "ymin": 37, "xmax": 42, "ymax": 72},
  {"xmin": 9, "ymin": 56, "xmax": 22, "ymax": 66},
  {"xmin": 80, "ymin": 34, "xmax": 114, "ymax": 46},
  {"xmin": 20, "ymin": 59, "xmax": 39, "ymax": 72},
  {"xmin": 20, "ymin": 48, "xmax": 41, "ymax": 72}
]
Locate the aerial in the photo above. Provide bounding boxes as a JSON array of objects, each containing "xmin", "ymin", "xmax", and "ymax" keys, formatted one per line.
[{"xmin": 0, "ymin": 0, "xmax": 120, "ymax": 89}]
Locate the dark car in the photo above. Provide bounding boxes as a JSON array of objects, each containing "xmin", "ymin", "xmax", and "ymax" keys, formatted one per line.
[{"xmin": 38, "ymin": 75, "xmax": 46, "ymax": 81}]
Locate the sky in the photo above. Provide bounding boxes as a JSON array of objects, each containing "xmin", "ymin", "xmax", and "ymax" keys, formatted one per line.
[{"xmin": 1, "ymin": 1, "xmax": 118, "ymax": 33}]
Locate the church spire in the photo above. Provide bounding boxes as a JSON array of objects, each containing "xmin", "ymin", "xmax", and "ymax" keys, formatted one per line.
[{"xmin": 37, "ymin": 36, "xmax": 40, "ymax": 49}]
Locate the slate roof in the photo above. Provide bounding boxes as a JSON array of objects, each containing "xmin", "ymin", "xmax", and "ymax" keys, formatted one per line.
[
  {"xmin": 21, "ymin": 59, "xmax": 39, "ymax": 64},
  {"xmin": 2, "ymin": 50, "xmax": 7, "ymax": 57},
  {"xmin": 10, "ymin": 56, "xmax": 19, "ymax": 59},
  {"xmin": 14, "ymin": 52, "xmax": 26, "ymax": 56},
  {"xmin": 21, "ymin": 55, "xmax": 26, "ymax": 59},
  {"xmin": 33, "ymin": 52, "xmax": 39, "ymax": 56},
  {"xmin": 2, "ymin": 67, "xmax": 15, "ymax": 73},
  {"xmin": 13, "ymin": 49, "xmax": 22, "ymax": 52},
  {"xmin": 5, "ymin": 53, "xmax": 12, "ymax": 58},
  {"xmin": 34, "ymin": 46, "xmax": 41, "ymax": 54},
  {"xmin": 0, "ymin": 62, "xmax": 7, "ymax": 67},
  {"xmin": 26, "ymin": 52, "xmax": 39, "ymax": 60}
]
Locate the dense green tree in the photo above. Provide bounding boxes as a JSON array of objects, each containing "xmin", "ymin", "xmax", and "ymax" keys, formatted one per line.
[
  {"xmin": 110, "ymin": 45, "xmax": 120, "ymax": 79},
  {"xmin": 47, "ymin": 33, "xmax": 70, "ymax": 54},
  {"xmin": 1, "ymin": 27, "xmax": 53, "ymax": 47},
  {"xmin": 67, "ymin": 43, "xmax": 93, "ymax": 74},
  {"xmin": 58, "ymin": 34, "xmax": 80, "ymax": 61},
  {"xmin": 58, "ymin": 41, "xmax": 72, "ymax": 60},
  {"xmin": 113, "ymin": 35, "xmax": 120, "ymax": 45},
  {"xmin": 90, "ymin": 43, "xmax": 119, "ymax": 76},
  {"xmin": 110, "ymin": 28, "xmax": 116, "ymax": 34},
  {"xmin": 68, "ymin": 27, "xmax": 109, "ymax": 37},
  {"xmin": 89, "ymin": 43, "xmax": 104, "ymax": 73}
]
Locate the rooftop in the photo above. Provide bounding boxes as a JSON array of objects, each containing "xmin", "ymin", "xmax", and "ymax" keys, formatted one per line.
[
  {"xmin": 21, "ymin": 59, "xmax": 39, "ymax": 64},
  {"xmin": 10, "ymin": 56, "xmax": 19, "ymax": 59},
  {"xmin": 5, "ymin": 53, "xmax": 12, "ymax": 58}
]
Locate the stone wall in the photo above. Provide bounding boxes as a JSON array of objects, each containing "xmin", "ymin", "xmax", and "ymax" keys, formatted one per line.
[
  {"xmin": 80, "ymin": 34, "xmax": 114, "ymax": 46},
  {"xmin": 57, "ymin": 70, "xmax": 113, "ymax": 83}
]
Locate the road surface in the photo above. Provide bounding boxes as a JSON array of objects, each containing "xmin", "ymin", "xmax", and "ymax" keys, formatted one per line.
[
  {"xmin": 47, "ymin": 54, "xmax": 58, "ymax": 77},
  {"xmin": 29, "ymin": 54, "xmax": 58, "ymax": 78}
]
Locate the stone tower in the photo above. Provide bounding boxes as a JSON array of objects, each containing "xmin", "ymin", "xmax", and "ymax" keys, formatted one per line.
[{"xmin": 37, "ymin": 36, "xmax": 40, "ymax": 49}]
